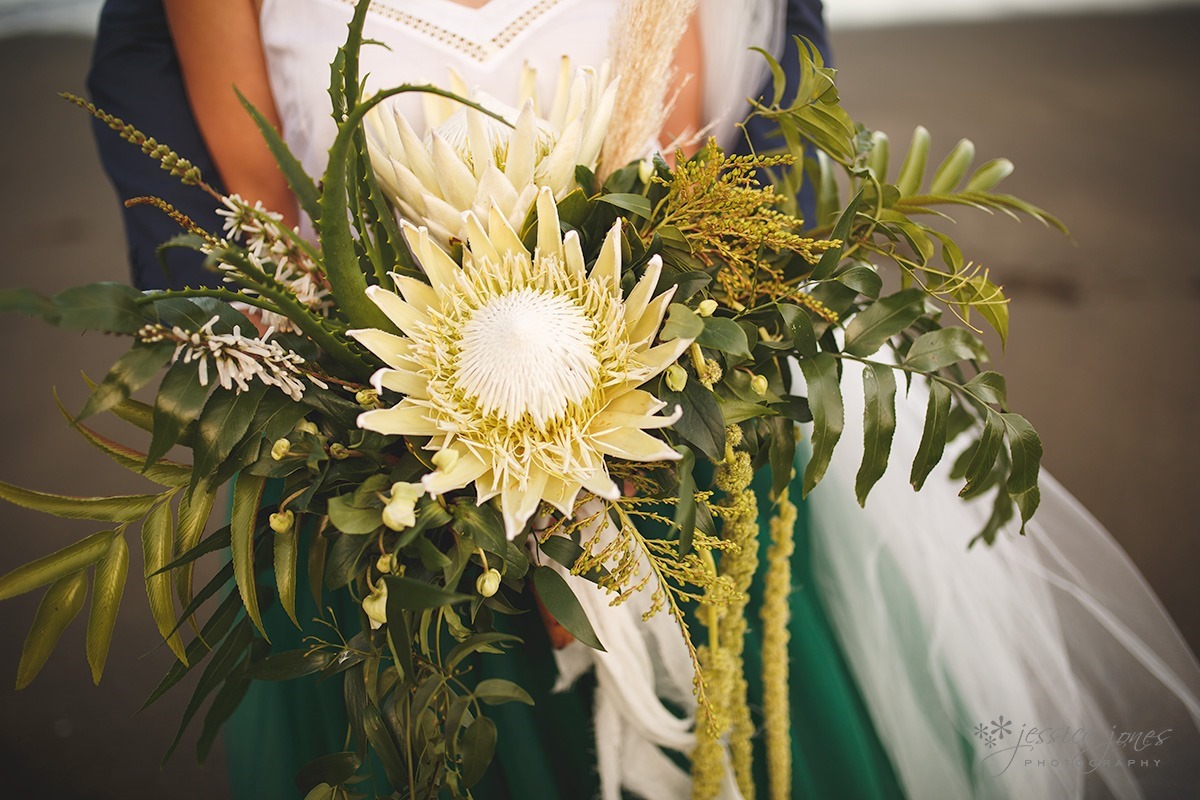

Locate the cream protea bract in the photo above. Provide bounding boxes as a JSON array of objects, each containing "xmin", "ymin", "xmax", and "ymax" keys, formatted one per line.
[
  {"xmin": 348, "ymin": 187, "xmax": 691, "ymax": 539},
  {"xmin": 365, "ymin": 60, "xmax": 618, "ymax": 247}
]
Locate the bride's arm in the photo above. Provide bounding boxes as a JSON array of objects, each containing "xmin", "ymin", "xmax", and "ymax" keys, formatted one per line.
[
  {"xmin": 663, "ymin": 12, "xmax": 704, "ymax": 155},
  {"xmin": 163, "ymin": 0, "xmax": 297, "ymax": 227}
]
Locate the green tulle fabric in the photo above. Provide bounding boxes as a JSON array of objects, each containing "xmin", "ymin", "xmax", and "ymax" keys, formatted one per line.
[{"xmin": 225, "ymin": 463, "xmax": 905, "ymax": 799}]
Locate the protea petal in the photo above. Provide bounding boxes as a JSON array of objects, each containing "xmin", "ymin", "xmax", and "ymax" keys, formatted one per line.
[
  {"xmin": 563, "ymin": 230, "xmax": 587, "ymax": 279},
  {"xmin": 401, "ymin": 223, "xmax": 458, "ymax": 292},
  {"xmin": 365, "ymin": 286, "xmax": 428, "ymax": 336},
  {"xmin": 535, "ymin": 187, "xmax": 562, "ymax": 263},
  {"xmin": 487, "ymin": 204, "xmax": 528, "ymax": 259},
  {"xmin": 346, "ymin": 328, "xmax": 415, "ymax": 368},
  {"xmin": 371, "ymin": 367, "xmax": 429, "ymax": 398},
  {"xmin": 503, "ymin": 101, "xmax": 538, "ymax": 189},
  {"xmin": 391, "ymin": 274, "xmax": 439, "ymax": 312},
  {"xmin": 358, "ymin": 403, "xmax": 440, "ymax": 436},
  {"xmin": 624, "ymin": 255, "xmax": 664, "ymax": 325},
  {"xmin": 627, "ymin": 291, "xmax": 676, "ymax": 348},
  {"xmin": 593, "ymin": 427, "xmax": 681, "ymax": 462},
  {"xmin": 462, "ymin": 212, "xmax": 500, "ymax": 266},
  {"xmin": 431, "ymin": 133, "xmax": 477, "ymax": 210},
  {"xmin": 591, "ymin": 220, "xmax": 623, "ymax": 291},
  {"xmin": 631, "ymin": 337, "xmax": 692, "ymax": 377},
  {"xmin": 423, "ymin": 447, "xmax": 488, "ymax": 495}
]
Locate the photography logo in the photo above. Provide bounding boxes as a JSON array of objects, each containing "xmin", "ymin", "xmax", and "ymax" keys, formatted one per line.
[{"xmin": 971, "ymin": 715, "xmax": 1172, "ymax": 777}]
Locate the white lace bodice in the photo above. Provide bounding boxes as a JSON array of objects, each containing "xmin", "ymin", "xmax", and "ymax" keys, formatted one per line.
[{"xmin": 258, "ymin": 0, "xmax": 618, "ymax": 179}]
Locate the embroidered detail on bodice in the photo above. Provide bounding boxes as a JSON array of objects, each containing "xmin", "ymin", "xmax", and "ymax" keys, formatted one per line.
[{"xmin": 337, "ymin": 0, "xmax": 562, "ymax": 61}]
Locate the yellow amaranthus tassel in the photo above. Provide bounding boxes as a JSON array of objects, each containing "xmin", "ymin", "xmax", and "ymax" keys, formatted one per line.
[
  {"xmin": 691, "ymin": 642, "xmax": 733, "ymax": 800},
  {"xmin": 712, "ymin": 425, "xmax": 759, "ymax": 798},
  {"xmin": 763, "ymin": 487, "xmax": 798, "ymax": 800}
]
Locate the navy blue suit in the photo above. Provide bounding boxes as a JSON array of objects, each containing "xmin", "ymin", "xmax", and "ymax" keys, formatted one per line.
[
  {"xmin": 87, "ymin": 0, "xmax": 828, "ymax": 290},
  {"xmin": 87, "ymin": 0, "xmax": 225, "ymax": 290}
]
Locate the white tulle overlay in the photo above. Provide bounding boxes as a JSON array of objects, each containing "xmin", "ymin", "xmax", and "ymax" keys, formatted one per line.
[{"xmin": 805, "ymin": 359, "xmax": 1200, "ymax": 800}]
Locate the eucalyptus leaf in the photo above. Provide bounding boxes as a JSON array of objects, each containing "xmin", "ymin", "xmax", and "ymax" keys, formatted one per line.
[
  {"xmin": 0, "ymin": 530, "xmax": 118, "ymax": 601},
  {"xmin": 531, "ymin": 566, "xmax": 604, "ymax": 651}
]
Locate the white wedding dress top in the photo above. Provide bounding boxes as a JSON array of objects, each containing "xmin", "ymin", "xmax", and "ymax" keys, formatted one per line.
[
  {"xmin": 257, "ymin": 3, "xmax": 1200, "ymax": 799},
  {"xmin": 260, "ymin": 0, "xmax": 618, "ymax": 181}
]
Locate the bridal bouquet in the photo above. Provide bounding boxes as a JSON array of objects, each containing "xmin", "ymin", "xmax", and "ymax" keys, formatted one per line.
[{"xmin": 0, "ymin": 2, "xmax": 1060, "ymax": 798}]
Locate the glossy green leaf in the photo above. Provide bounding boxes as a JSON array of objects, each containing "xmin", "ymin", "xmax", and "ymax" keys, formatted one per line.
[
  {"xmin": 696, "ymin": 316, "xmax": 751, "ymax": 358},
  {"xmin": 1001, "ymin": 412, "xmax": 1043, "ymax": 529},
  {"xmin": 929, "ymin": 138, "xmax": 975, "ymax": 194},
  {"xmin": 296, "ymin": 753, "xmax": 361, "ymax": 796},
  {"xmin": 798, "ymin": 353, "xmax": 843, "ymax": 496},
  {"xmin": 835, "ymin": 263, "xmax": 882, "ymax": 299},
  {"xmin": 230, "ymin": 472, "xmax": 268, "ymax": 638},
  {"xmin": 460, "ymin": 715, "xmax": 498, "ymax": 787},
  {"xmin": 163, "ymin": 619, "xmax": 253, "ymax": 762},
  {"xmin": 855, "ymin": 362, "xmax": 896, "ymax": 506},
  {"xmin": 15, "ymin": 571, "xmax": 88, "ymax": 689},
  {"xmin": 326, "ymin": 493, "xmax": 382, "ymax": 535},
  {"xmin": 85, "ymin": 533, "xmax": 129, "ymax": 684},
  {"xmin": 196, "ymin": 670, "xmax": 251, "ymax": 762},
  {"xmin": 0, "ymin": 481, "xmax": 159, "ymax": 523},
  {"xmin": 191, "ymin": 386, "xmax": 267, "ymax": 491},
  {"xmin": 0, "ymin": 530, "xmax": 117, "ymax": 601},
  {"xmin": 53, "ymin": 283, "xmax": 144, "ymax": 334},
  {"xmin": 910, "ymin": 381, "xmax": 953, "ymax": 491},
  {"xmin": 598, "ymin": 192, "xmax": 652, "ymax": 220},
  {"xmin": 843, "ymin": 288, "xmax": 925, "ymax": 357},
  {"xmin": 896, "ymin": 126, "xmax": 930, "ymax": 196},
  {"xmin": 174, "ymin": 485, "xmax": 216, "ymax": 613},
  {"xmin": 54, "ymin": 393, "xmax": 189, "ymax": 487},
  {"xmin": 661, "ymin": 304, "xmax": 704, "ymax": 342},
  {"xmin": 249, "ymin": 648, "xmax": 335, "ymax": 681},
  {"xmin": 274, "ymin": 523, "xmax": 300, "ymax": 627},
  {"xmin": 674, "ymin": 445, "xmax": 697, "ymax": 558},
  {"xmin": 451, "ymin": 500, "xmax": 506, "ymax": 555},
  {"xmin": 362, "ymin": 703, "xmax": 407, "ymax": 788},
  {"xmin": 78, "ymin": 342, "xmax": 175, "ymax": 420},
  {"xmin": 866, "ymin": 130, "xmax": 889, "ymax": 181},
  {"xmin": 531, "ymin": 566, "xmax": 604, "ymax": 651},
  {"xmin": 474, "ymin": 678, "xmax": 535, "ymax": 706},
  {"xmin": 141, "ymin": 501, "xmax": 186, "ymax": 662},
  {"xmin": 903, "ymin": 327, "xmax": 988, "ymax": 372},
  {"xmin": 147, "ymin": 359, "xmax": 211, "ymax": 467},
  {"xmin": 964, "ymin": 371, "xmax": 1008, "ymax": 407},
  {"xmin": 659, "ymin": 381, "xmax": 725, "ymax": 461},
  {"xmin": 141, "ymin": 589, "xmax": 244, "ymax": 709},
  {"xmin": 235, "ymin": 88, "xmax": 321, "ymax": 222},
  {"xmin": 777, "ymin": 303, "xmax": 817, "ymax": 358},
  {"xmin": 382, "ymin": 575, "xmax": 471, "ymax": 611},
  {"xmin": 810, "ymin": 190, "xmax": 863, "ymax": 281},
  {"xmin": 964, "ymin": 158, "xmax": 1014, "ymax": 192},
  {"xmin": 960, "ymin": 414, "xmax": 1004, "ymax": 499}
]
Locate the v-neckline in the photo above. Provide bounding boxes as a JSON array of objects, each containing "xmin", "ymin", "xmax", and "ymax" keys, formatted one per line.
[{"xmin": 353, "ymin": 0, "xmax": 565, "ymax": 62}]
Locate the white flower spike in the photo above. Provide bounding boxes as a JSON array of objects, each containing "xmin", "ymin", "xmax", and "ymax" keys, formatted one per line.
[{"xmin": 348, "ymin": 188, "xmax": 691, "ymax": 540}]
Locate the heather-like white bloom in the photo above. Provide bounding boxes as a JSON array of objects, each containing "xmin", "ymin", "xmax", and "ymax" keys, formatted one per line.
[
  {"xmin": 365, "ymin": 60, "xmax": 618, "ymax": 247},
  {"xmin": 144, "ymin": 316, "xmax": 326, "ymax": 401},
  {"xmin": 216, "ymin": 194, "xmax": 332, "ymax": 333},
  {"xmin": 348, "ymin": 187, "xmax": 692, "ymax": 539}
]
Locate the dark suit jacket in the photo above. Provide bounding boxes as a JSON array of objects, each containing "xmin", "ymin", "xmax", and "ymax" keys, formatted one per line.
[{"xmin": 88, "ymin": 0, "xmax": 829, "ymax": 289}]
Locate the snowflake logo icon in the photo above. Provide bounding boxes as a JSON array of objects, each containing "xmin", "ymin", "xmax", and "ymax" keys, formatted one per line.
[
  {"xmin": 990, "ymin": 716, "xmax": 1013, "ymax": 740},
  {"xmin": 973, "ymin": 722, "xmax": 989, "ymax": 740},
  {"xmin": 983, "ymin": 734, "xmax": 998, "ymax": 749}
]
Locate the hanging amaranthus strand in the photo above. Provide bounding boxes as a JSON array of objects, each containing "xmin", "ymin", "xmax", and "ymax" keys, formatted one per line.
[
  {"xmin": 711, "ymin": 425, "xmax": 759, "ymax": 798},
  {"xmin": 763, "ymin": 488, "xmax": 798, "ymax": 800}
]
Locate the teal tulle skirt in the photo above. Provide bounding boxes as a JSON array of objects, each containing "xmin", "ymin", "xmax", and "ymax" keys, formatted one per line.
[{"xmin": 225, "ymin": 463, "xmax": 905, "ymax": 799}]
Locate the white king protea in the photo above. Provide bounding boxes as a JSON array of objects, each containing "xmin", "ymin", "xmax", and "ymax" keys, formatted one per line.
[
  {"xmin": 348, "ymin": 188, "xmax": 692, "ymax": 539},
  {"xmin": 365, "ymin": 60, "xmax": 618, "ymax": 248}
]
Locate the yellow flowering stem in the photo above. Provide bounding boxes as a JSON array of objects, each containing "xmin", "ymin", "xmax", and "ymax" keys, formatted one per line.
[{"xmin": 762, "ymin": 489, "xmax": 797, "ymax": 800}]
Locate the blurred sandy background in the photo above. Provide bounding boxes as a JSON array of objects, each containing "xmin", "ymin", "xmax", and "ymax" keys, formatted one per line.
[{"xmin": 1, "ymin": 2, "xmax": 1198, "ymax": 798}]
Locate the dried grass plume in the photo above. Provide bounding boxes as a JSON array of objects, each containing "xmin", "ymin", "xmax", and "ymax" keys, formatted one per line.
[{"xmin": 601, "ymin": 0, "xmax": 699, "ymax": 178}]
